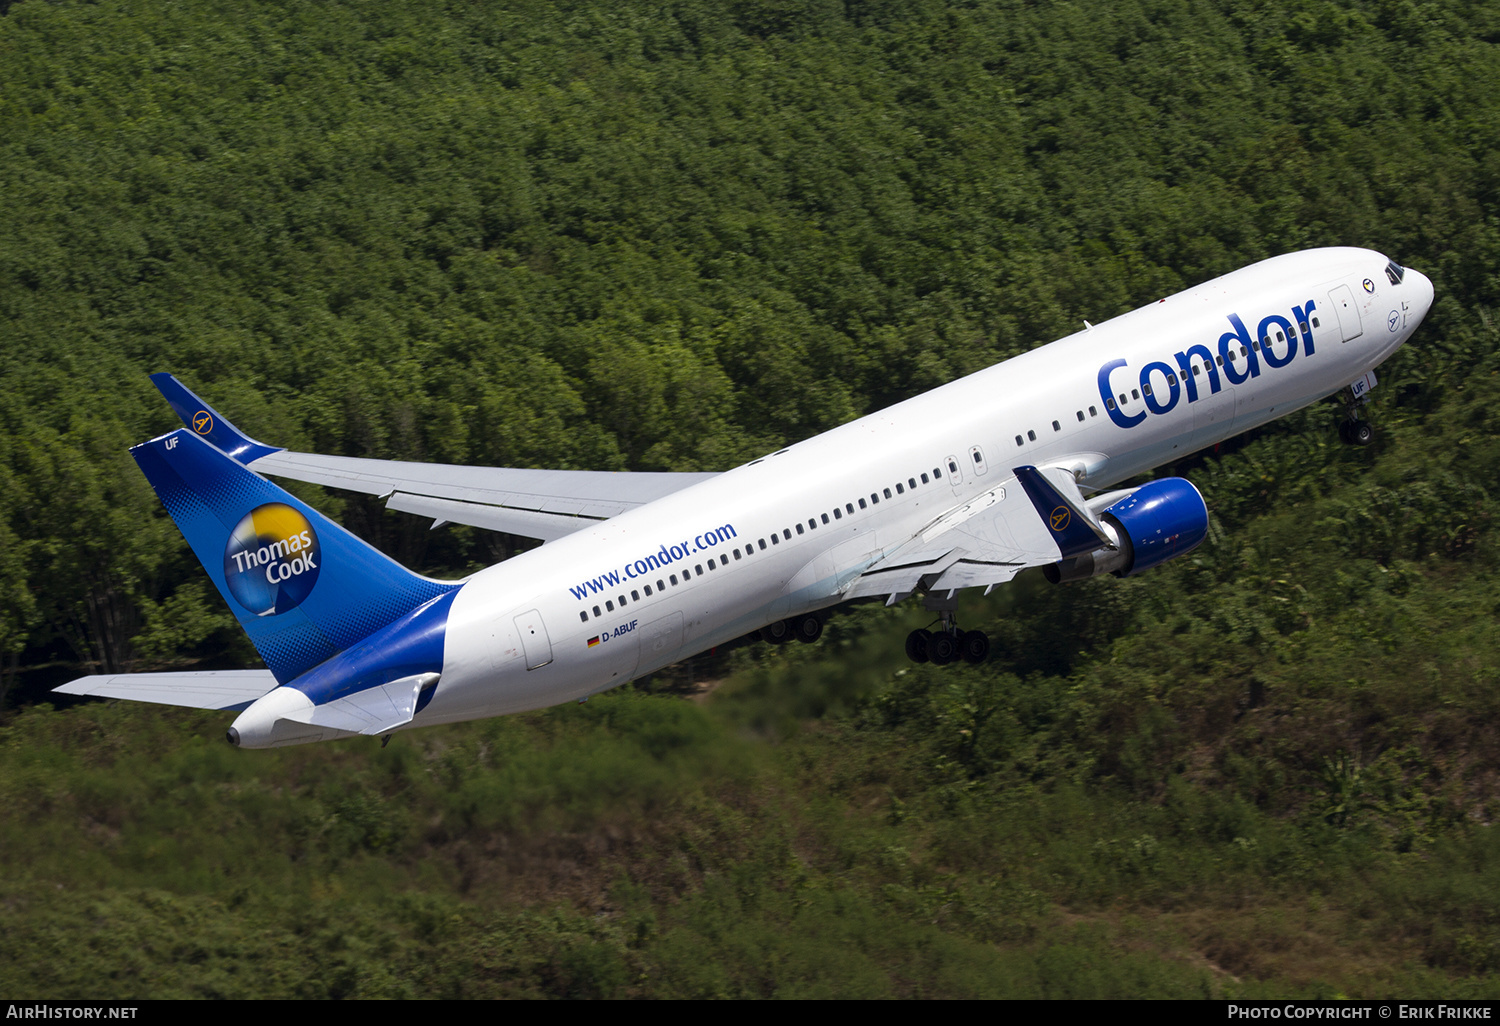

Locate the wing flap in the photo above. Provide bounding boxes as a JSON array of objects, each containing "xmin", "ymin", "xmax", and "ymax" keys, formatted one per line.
[
  {"xmin": 384, "ymin": 491, "xmax": 595, "ymax": 541},
  {"xmin": 55, "ymin": 671, "xmax": 279, "ymax": 711},
  {"xmin": 842, "ymin": 464, "xmax": 1111, "ymax": 598}
]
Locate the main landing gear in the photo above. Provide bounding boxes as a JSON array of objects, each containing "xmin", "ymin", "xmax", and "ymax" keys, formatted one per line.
[
  {"xmin": 905, "ymin": 625, "xmax": 989, "ymax": 665},
  {"xmin": 904, "ymin": 593, "xmax": 989, "ymax": 666},
  {"xmin": 760, "ymin": 613, "xmax": 823, "ymax": 645}
]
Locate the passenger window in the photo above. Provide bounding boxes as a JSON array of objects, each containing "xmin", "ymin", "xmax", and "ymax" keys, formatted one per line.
[
  {"xmin": 1027, "ymin": 429, "xmax": 1036, "ymax": 441},
  {"xmin": 593, "ymin": 605, "xmax": 602, "ymax": 617},
  {"xmin": 894, "ymin": 484, "xmax": 904, "ymax": 495},
  {"xmin": 821, "ymin": 513, "xmax": 830, "ymax": 524},
  {"xmin": 907, "ymin": 478, "xmax": 916, "ymax": 489},
  {"xmin": 758, "ymin": 539, "xmax": 766, "ymax": 550},
  {"xmin": 657, "ymin": 580, "xmax": 665, "ymax": 591},
  {"xmin": 871, "ymin": 493, "xmax": 879, "ymax": 505},
  {"xmin": 606, "ymin": 600, "xmax": 615, "ymax": 611},
  {"xmin": 948, "ymin": 459, "xmax": 959, "ymax": 474},
  {"xmin": 859, "ymin": 498, "xmax": 867, "ymax": 509},
  {"xmin": 1312, "ymin": 317, "xmax": 1320, "ymax": 328},
  {"xmin": 695, "ymin": 564, "xmax": 703, "ymax": 574},
  {"xmin": 796, "ymin": 524, "xmax": 804, "ymax": 535},
  {"xmin": 808, "ymin": 518, "xmax": 816, "ymax": 529},
  {"xmin": 1193, "ymin": 365, "xmax": 1200, "ymax": 376},
  {"xmin": 783, "ymin": 529, "xmax": 791, "ymax": 540},
  {"xmin": 670, "ymin": 575, "xmax": 678, "ymax": 585},
  {"xmin": 1015, "ymin": 435, "xmax": 1024, "ymax": 446},
  {"xmin": 631, "ymin": 590, "xmax": 639, "ymax": 601},
  {"xmin": 1089, "ymin": 406, "xmax": 1097, "ymax": 417},
  {"xmin": 1276, "ymin": 331, "xmax": 1284, "ymax": 342},
  {"xmin": 579, "ymin": 611, "xmax": 588, "ymax": 622},
  {"xmin": 771, "ymin": 535, "xmax": 779, "ymax": 545},
  {"xmin": 1052, "ymin": 420, "xmax": 1060, "ymax": 431},
  {"xmin": 733, "ymin": 549, "xmax": 741, "ymax": 560},
  {"xmin": 645, "ymin": 585, "xmax": 653, "ymax": 595},
  {"xmin": 1076, "ymin": 411, "xmax": 1084, "ymax": 422},
  {"xmin": 618, "ymin": 595, "xmax": 626, "ymax": 606},
  {"xmin": 932, "ymin": 468, "xmax": 941, "ymax": 479},
  {"xmin": 1106, "ymin": 398, "xmax": 1116, "ymax": 410},
  {"xmin": 921, "ymin": 473, "xmax": 929, "ymax": 484},
  {"xmin": 883, "ymin": 488, "xmax": 892, "ymax": 499},
  {"xmin": 833, "ymin": 508, "xmax": 842, "ymax": 520},
  {"xmin": 1131, "ymin": 389, "xmax": 1140, "ymax": 400},
  {"xmin": 1143, "ymin": 383, "xmax": 1153, "ymax": 397}
]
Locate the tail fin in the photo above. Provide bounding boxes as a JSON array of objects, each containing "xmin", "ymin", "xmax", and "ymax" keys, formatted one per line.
[
  {"xmin": 134, "ymin": 429, "xmax": 457, "ymax": 683},
  {"xmin": 150, "ymin": 372, "xmax": 283, "ymax": 464}
]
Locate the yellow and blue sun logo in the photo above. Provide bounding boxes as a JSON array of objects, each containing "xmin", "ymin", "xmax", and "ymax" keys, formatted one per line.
[{"xmin": 223, "ymin": 503, "xmax": 321, "ymax": 616}]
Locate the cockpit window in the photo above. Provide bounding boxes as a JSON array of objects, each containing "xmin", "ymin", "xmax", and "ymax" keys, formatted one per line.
[{"xmin": 1386, "ymin": 259, "xmax": 1406, "ymax": 286}]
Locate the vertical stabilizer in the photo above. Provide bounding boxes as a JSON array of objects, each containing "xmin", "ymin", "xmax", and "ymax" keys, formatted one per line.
[{"xmin": 133, "ymin": 429, "xmax": 457, "ymax": 683}]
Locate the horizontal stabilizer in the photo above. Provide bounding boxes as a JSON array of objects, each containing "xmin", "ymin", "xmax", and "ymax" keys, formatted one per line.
[
  {"xmin": 281, "ymin": 672, "xmax": 437, "ymax": 736},
  {"xmin": 55, "ymin": 670, "xmax": 279, "ymax": 711}
]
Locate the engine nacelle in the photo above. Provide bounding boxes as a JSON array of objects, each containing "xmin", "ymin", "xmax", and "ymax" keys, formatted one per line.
[{"xmin": 1043, "ymin": 477, "xmax": 1208, "ymax": 583}]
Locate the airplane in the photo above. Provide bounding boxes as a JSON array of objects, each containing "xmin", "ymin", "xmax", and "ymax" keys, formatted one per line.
[{"xmin": 56, "ymin": 247, "xmax": 1434, "ymax": 748}]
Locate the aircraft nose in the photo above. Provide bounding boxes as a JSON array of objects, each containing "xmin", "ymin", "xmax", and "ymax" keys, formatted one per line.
[{"xmin": 1408, "ymin": 267, "xmax": 1435, "ymax": 323}]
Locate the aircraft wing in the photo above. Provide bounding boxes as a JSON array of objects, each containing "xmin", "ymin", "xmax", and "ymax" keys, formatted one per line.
[
  {"xmin": 842, "ymin": 465, "xmax": 1121, "ymax": 600},
  {"xmin": 151, "ymin": 374, "xmax": 717, "ymax": 542},
  {"xmin": 54, "ymin": 671, "xmax": 280, "ymax": 711}
]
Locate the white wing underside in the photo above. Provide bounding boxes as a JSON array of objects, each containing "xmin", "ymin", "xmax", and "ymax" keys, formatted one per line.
[
  {"xmin": 248, "ymin": 451, "xmax": 718, "ymax": 542},
  {"xmin": 842, "ymin": 467, "xmax": 1106, "ymax": 600},
  {"xmin": 55, "ymin": 670, "xmax": 280, "ymax": 710}
]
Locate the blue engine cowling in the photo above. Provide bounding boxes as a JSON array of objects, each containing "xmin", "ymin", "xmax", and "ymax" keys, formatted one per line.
[
  {"xmin": 1043, "ymin": 477, "xmax": 1208, "ymax": 583},
  {"xmin": 1102, "ymin": 477, "xmax": 1209, "ymax": 576}
]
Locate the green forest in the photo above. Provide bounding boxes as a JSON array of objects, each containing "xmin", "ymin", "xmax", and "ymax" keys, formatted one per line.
[{"xmin": 4, "ymin": 0, "xmax": 1500, "ymax": 998}]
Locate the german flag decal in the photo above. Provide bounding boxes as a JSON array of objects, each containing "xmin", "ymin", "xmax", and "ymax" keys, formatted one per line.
[{"xmin": 587, "ymin": 636, "xmax": 600, "ymax": 648}]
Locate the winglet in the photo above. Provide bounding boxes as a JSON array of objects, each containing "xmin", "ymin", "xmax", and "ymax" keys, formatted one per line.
[
  {"xmin": 1013, "ymin": 465, "xmax": 1114, "ymax": 558},
  {"xmin": 150, "ymin": 372, "xmax": 284, "ymax": 464}
]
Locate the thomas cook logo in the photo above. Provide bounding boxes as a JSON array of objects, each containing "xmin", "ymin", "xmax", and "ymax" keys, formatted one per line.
[
  {"xmin": 223, "ymin": 503, "xmax": 320, "ymax": 616},
  {"xmin": 1050, "ymin": 506, "xmax": 1071, "ymax": 532},
  {"xmin": 192, "ymin": 410, "xmax": 213, "ymax": 434}
]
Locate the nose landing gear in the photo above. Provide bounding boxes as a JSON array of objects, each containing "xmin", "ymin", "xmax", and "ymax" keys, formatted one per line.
[{"xmin": 1337, "ymin": 383, "xmax": 1377, "ymax": 447}]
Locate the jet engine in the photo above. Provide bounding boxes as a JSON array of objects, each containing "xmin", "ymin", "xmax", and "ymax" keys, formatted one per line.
[{"xmin": 1043, "ymin": 478, "xmax": 1208, "ymax": 583}]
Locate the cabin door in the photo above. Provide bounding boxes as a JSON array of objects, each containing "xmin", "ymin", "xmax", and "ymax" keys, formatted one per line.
[
  {"xmin": 514, "ymin": 609, "xmax": 553, "ymax": 669},
  {"xmin": 1328, "ymin": 284, "xmax": 1364, "ymax": 342}
]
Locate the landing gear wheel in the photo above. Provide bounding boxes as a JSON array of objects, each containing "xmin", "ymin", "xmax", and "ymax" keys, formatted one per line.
[
  {"xmin": 761, "ymin": 619, "xmax": 793, "ymax": 645},
  {"xmin": 961, "ymin": 629, "xmax": 990, "ymax": 664},
  {"xmin": 929, "ymin": 632, "xmax": 959, "ymax": 666},
  {"xmin": 905, "ymin": 629, "xmax": 932, "ymax": 664},
  {"xmin": 1350, "ymin": 420, "xmax": 1374, "ymax": 446},
  {"xmin": 793, "ymin": 614, "xmax": 823, "ymax": 644}
]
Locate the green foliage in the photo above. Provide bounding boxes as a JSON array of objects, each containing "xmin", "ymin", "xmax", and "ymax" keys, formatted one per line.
[{"xmin": 6, "ymin": 0, "xmax": 1500, "ymax": 998}]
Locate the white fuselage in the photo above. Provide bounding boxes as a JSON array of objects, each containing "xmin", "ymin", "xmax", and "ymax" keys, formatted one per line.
[{"xmin": 412, "ymin": 247, "xmax": 1432, "ymax": 727}]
